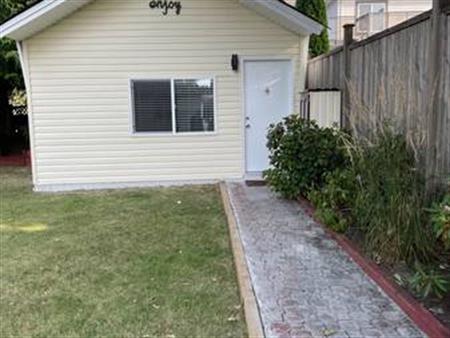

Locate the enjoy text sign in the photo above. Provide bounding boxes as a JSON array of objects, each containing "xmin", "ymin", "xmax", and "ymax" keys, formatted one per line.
[{"xmin": 149, "ymin": 0, "xmax": 182, "ymax": 15}]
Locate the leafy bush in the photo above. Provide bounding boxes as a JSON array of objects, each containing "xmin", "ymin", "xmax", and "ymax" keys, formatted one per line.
[
  {"xmin": 265, "ymin": 115, "xmax": 434, "ymax": 264},
  {"xmin": 408, "ymin": 263, "xmax": 450, "ymax": 299},
  {"xmin": 428, "ymin": 194, "xmax": 450, "ymax": 251},
  {"xmin": 263, "ymin": 115, "xmax": 348, "ymax": 199},
  {"xmin": 308, "ymin": 168, "xmax": 356, "ymax": 233}
]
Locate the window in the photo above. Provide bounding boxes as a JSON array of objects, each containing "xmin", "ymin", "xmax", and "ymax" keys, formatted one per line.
[
  {"xmin": 175, "ymin": 79, "xmax": 215, "ymax": 133},
  {"xmin": 356, "ymin": 2, "xmax": 386, "ymax": 34},
  {"xmin": 131, "ymin": 78, "xmax": 215, "ymax": 134},
  {"xmin": 132, "ymin": 80, "xmax": 173, "ymax": 133}
]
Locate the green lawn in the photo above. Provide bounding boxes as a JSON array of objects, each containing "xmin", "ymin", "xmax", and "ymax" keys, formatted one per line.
[{"xmin": 0, "ymin": 168, "xmax": 246, "ymax": 338}]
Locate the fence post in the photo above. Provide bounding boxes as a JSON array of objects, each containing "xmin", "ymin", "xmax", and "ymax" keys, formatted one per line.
[
  {"xmin": 425, "ymin": 0, "xmax": 447, "ymax": 196},
  {"xmin": 342, "ymin": 24, "xmax": 354, "ymax": 129}
]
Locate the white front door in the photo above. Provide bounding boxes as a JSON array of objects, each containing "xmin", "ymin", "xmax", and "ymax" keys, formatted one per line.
[{"xmin": 244, "ymin": 60, "xmax": 293, "ymax": 174}]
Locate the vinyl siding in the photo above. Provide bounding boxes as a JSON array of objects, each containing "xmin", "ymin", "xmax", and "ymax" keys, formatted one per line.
[
  {"xmin": 336, "ymin": 0, "xmax": 431, "ymax": 16},
  {"xmin": 284, "ymin": 0, "xmax": 296, "ymax": 6},
  {"xmin": 24, "ymin": 0, "xmax": 308, "ymax": 189},
  {"xmin": 329, "ymin": 0, "xmax": 431, "ymax": 44}
]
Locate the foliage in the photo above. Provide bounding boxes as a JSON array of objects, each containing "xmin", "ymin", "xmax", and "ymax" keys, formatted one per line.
[
  {"xmin": 408, "ymin": 263, "xmax": 450, "ymax": 299},
  {"xmin": 0, "ymin": 0, "xmax": 33, "ymax": 154},
  {"xmin": 263, "ymin": 115, "xmax": 348, "ymax": 199},
  {"xmin": 0, "ymin": 0, "xmax": 33, "ymax": 85},
  {"xmin": 0, "ymin": 167, "xmax": 246, "ymax": 337},
  {"xmin": 0, "ymin": 38, "xmax": 22, "ymax": 88},
  {"xmin": 309, "ymin": 167, "xmax": 356, "ymax": 233},
  {"xmin": 300, "ymin": 122, "xmax": 433, "ymax": 263},
  {"xmin": 344, "ymin": 126, "xmax": 433, "ymax": 264},
  {"xmin": 0, "ymin": 37, "xmax": 24, "ymax": 154},
  {"xmin": 428, "ymin": 193, "xmax": 450, "ymax": 251},
  {"xmin": 0, "ymin": 0, "xmax": 33, "ymax": 22},
  {"xmin": 9, "ymin": 87, "xmax": 26, "ymax": 106},
  {"xmin": 296, "ymin": 0, "xmax": 330, "ymax": 57}
]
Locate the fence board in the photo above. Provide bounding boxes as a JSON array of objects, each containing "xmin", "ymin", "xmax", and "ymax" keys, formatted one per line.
[
  {"xmin": 306, "ymin": 11, "xmax": 449, "ymax": 183},
  {"xmin": 440, "ymin": 14, "xmax": 450, "ymax": 180}
]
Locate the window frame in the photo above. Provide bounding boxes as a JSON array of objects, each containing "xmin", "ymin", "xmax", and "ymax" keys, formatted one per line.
[
  {"xmin": 355, "ymin": 1, "xmax": 386, "ymax": 34},
  {"xmin": 129, "ymin": 76, "xmax": 217, "ymax": 137}
]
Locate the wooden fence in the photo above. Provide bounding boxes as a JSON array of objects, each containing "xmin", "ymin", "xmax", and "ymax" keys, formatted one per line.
[{"xmin": 306, "ymin": 3, "xmax": 450, "ymax": 189}]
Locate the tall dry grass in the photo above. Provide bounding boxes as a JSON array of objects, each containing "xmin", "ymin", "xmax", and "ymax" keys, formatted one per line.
[
  {"xmin": 346, "ymin": 72, "xmax": 428, "ymax": 164},
  {"xmin": 338, "ymin": 74, "xmax": 436, "ymax": 264}
]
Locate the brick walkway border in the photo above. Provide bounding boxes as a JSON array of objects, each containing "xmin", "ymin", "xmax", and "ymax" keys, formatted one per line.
[{"xmin": 298, "ymin": 197, "xmax": 450, "ymax": 338}]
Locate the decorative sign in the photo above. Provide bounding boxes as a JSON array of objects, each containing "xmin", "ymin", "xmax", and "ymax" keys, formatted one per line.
[{"xmin": 149, "ymin": 0, "xmax": 182, "ymax": 15}]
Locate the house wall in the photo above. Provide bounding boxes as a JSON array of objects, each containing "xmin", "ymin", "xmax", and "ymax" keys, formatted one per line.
[
  {"xmin": 327, "ymin": 0, "xmax": 340, "ymax": 44},
  {"xmin": 328, "ymin": 0, "xmax": 431, "ymax": 46},
  {"xmin": 24, "ymin": 0, "xmax": 308, "ymax": 190},
  {"xmin": 284, "ymin": 0, "xmax": 297, "ymax": 6}
]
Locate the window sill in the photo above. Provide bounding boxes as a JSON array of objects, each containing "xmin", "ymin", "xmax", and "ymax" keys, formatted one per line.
[{"xmin": 130, "ymin": 131, "xmax": 218, "ymax": 137}]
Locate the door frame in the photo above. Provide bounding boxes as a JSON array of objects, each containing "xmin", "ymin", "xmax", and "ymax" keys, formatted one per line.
[{"xmin": 241, "ymin": 57, "xmax": 295, "ymax": 177}]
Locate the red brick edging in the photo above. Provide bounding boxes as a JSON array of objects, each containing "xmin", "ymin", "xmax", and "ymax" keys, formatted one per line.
[
  {"xmin": 298, "ymin": 197, "xmax": 450, "ymax": 338},
  {"xmin": 0, "ymin": 151, "xmax": 31, "ymax": 167}
]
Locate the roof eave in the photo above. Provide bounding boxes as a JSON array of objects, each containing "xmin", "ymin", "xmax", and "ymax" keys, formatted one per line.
[
  {"xmin": 1, "ymin": 0, "xmax": 323, "ymax": 41},
  {"xmin": 0, "ymin": 0, "xmax": 92, "ymax": 40},
  {"xmin": 239, "ymin": 0, "xmax": 324, "ymax": 36}
]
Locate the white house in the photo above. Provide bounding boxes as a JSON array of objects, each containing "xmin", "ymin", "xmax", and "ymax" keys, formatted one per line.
[
  {"xmin": 0, "ymin": 0, "xmax": 322, "ymax": 191},
  {"xmin": 326, "ymin": 0, "xmax": 432, "ymax": 46}
]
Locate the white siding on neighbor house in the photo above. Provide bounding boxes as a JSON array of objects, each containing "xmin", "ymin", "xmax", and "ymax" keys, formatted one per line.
[
  {"xmin": 327, "ymin": 0, "xmax": 339, "ymax": 42},
  {"xmin": 387, "ymin": 1, "xmax": 431, "ymax": 12},
  {"xmin": 24, "ymin": 0, "xmax": 309, "ymax": 189},
  {"xmin": 328, "ymin": 0, "xmax": 432, "ymax": 45},
  {"xmin": 331, "ymin": 0, "xmax": 431, "ymax": 16},
  {"xmin": 284, "ymin": 0, "xmax": 296, "ymax": 6}
]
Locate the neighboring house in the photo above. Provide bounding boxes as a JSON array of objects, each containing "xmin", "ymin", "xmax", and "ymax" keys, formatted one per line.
[
  {"xmin": 284, "ymin": 0, "xmax": 297, "ymax": 6},
  {"xmin": 0, "ymin": 0, "xmax": 322, "ymax": 192},
  {"xmin": 326, "ymin": 0, "xmax": 432, "ymax": 46}
]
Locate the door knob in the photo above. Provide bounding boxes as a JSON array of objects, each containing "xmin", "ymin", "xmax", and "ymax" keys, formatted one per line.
[{"xmin": 245, "ymin": 124, "xmax": 251, "ymax": 129}]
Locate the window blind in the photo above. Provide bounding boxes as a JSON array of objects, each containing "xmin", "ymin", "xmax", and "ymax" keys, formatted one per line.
[
  {"xmin": 132, "ymin": 80, "xmax": 173, "ymax": 133},
  {"xmin": 131, "ymin": 78, "xmax": 215, "ymax": 134},
  {"xmin": 175, "ymin": 79, "xmax": 214, "ymax": 133}
]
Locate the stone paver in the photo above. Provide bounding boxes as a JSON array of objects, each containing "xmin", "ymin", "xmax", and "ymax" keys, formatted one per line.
[{"xmin": 227, "ymin": 183, "xmax": 425, "ymax": 338}]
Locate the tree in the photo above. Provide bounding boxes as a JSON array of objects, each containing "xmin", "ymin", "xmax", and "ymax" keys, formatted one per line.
[
  {"xmin": 0, "ymin": 0, "xmax": 32, "ymax": 22},
  {"xmin": 0, "ymin": 0, "xmax": 32, "ymax": 154},
  {"xmin": 296, "ymin": 0, "xmax": 330, "ymax": 58}
]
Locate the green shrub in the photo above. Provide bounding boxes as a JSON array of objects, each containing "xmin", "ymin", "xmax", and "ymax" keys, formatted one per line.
[
  {"xmin": 408, "ymin": 263, "xmax": 450, "ymax": 299},
  {"xmin": 263, "ymin": 115, "xmax": 348, "ymax": 199},
  {"xmin": 428, "ymin": 193, "xmax": 450, "ymax": 251},
  {"xmin": 347, "ymin": 126, "xmax": 433, "ymax": 264},
  {"xmin": 265, "ymin": 115, "xmax": 434, "ymax": 264},
  {"xmin": 309, "ymin": 168, "xmax": 356, "ymax": 233},
  {"xmin": 311, "ymin": 124, "xmax": 434, "ymax": 263},
  {"xmin": 295, "ymin": 0, "xmax": 330, "ymax": 57}
]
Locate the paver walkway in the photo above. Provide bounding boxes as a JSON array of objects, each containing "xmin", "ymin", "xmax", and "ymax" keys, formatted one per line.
[{"xmin": 227, "ymin": 183, "xmax": 425, "ymax": 338}]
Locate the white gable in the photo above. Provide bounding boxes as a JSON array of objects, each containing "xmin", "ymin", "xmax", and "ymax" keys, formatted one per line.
[{"xmin": 1, "ymin": 0, "xmax": 323, "ymax": 40}]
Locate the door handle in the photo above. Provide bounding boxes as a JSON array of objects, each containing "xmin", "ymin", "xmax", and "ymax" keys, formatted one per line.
[{"xmin": 245, "ymin": 124, "xmax": 251, "ymax": 129}]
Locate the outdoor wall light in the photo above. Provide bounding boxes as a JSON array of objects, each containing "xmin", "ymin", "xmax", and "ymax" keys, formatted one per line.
[{"xmin": 231, "ymin": 54, "xmax": 239, "ymax": 72}]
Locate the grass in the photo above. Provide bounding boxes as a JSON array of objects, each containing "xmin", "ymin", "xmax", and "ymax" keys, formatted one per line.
[{"xmin": 0, "ymin": 168, "xmax": 246, "ymax": 338}]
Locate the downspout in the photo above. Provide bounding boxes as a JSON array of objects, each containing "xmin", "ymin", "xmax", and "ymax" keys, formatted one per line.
[{"xmin": 16, "ymin": 40, "xmax": 37, "ymax": 187}]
